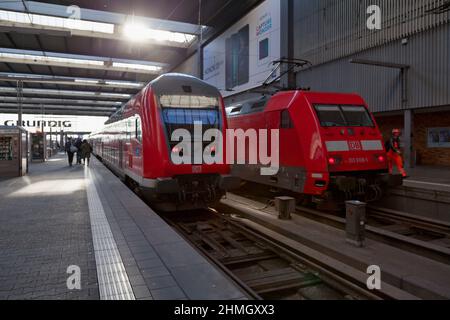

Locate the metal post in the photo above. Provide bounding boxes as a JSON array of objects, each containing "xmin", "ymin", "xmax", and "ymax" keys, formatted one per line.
[
  {"xmin": 17, "ymin": 80, "xmax": 23, "ymax": 126},
  {"xmin": 404, "ymin": 109, "xmax": 414, "ymax": 168},
  {"xmin": 275, "ymin": 196, "xmax": 295, "ymax": 220},
  {"xmin": 60, "ymin": 130, "xmax": 64, "ymax": 151},
  {"xmin": 197, "ymin": 0, "xmax": 204, "ymax": 79},
  {"xmin": 345, "ymin": 201, "xmax": 366, "ymax": 247}
]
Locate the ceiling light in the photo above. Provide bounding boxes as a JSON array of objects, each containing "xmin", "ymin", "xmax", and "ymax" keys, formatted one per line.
[
  {"xmin": 0, "ymin": 9, "xmax": 114, "ymax": 34},
  {"xmin": 112, "ymin": 61, "xmax": 162, "ymax": 72}
]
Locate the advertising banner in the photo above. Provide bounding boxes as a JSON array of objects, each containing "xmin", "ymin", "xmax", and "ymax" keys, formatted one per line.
[
  {"xmin": 0, "ymin": 114, "xmax": 108, "ymax": 133},
  {"xmin": 203, "ymin": 0, "xmax": 281, "ymax": 97}
]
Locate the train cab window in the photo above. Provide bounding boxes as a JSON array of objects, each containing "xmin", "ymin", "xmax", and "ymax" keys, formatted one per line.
[
  {"xmin": 341, "ymin": 106, "xmax": 374, "ymax": 127},
  {"xmin": 314, "ymin": 104, "xmax": 374, "ymax": 127},
  {"xmin": 135, "ymin": 117, "xmax": 142, "ymax": 142},
  {"xmin": 159, "ymin": 95, "xmax": 221, "ymax": 131},
  {"xmin": 250, "ymin": 100, "xmax": 267, "ymax": 111},
  {"xmin": 281, "ymin": 110, "xmax": 294, "ymax": 129},
  {"xmin": 314, "ymin": 105, "xmax": 347, "ymax": 127}
]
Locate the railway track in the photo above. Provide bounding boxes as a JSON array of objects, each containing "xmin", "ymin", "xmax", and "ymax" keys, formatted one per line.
[
  {"xmin": 294, "ymin": 205, "xmax": 450, "ymax": 265},
  {"xmin": 162, "ymin": 209, "xmax": 393, "ymax": 300},
  {"xmin": 226, "ymin": 185, "xmax": 450, "ymax": 264}
]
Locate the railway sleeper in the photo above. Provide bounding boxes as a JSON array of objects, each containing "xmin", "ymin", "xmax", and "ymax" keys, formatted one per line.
[
  {"xmin": 220, "ymin": 252, "xmax": 278, "ymax": 266},
  {"xmin": 244, "ymin": 270, "xmax": 322, "ymax": 294}
]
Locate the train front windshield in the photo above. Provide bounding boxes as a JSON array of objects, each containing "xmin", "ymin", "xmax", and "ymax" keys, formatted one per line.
[
  {"xmin": 314, "ymin": 105, "xmax": 374, "ymax": 127},
  {"xmin": 159, "ymin": 95, "xmax": 221, "ymax": 131}
]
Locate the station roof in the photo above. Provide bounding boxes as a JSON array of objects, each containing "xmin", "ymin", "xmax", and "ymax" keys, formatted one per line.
[{"xmin": 0, "ymin": 0, "xmax": 262, "ymax": 118}]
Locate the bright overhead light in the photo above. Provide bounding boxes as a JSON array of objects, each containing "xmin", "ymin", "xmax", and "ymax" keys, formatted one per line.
[
  {"xmin": 0, "ymin": 48, "xmax": 166, "ymax": 74},
  {"xmin": 104, "ymin": 80, "xmax": 143, "ymax": 88},
  {"xmin": 74, "ymin": 79, "xmax": 99, "ymax": 85},
  {"xmin": 112, "ymin": 61, "xmax": 162, "ymax": 72},
  {"xmin": 74, "ymin": 78, "xmax": 144, "ymax": 88},
  {"xmin": 123, "ymin": 23, "xmax": 196, "ymax": 44},
  {"xmin": 0, "ymin": 9, "xmax": 114, "ymax": 34}
]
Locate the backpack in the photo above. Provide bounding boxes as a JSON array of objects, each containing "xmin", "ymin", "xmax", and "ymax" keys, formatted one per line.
[{"xmin": 70, "ymin": 144, "xmax": 78, "ymax": 153}]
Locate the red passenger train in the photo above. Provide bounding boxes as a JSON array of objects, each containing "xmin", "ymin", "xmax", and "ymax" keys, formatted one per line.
[
  {"xmin": 90, "ymin": 73, "xmax": 239, "ymax": 211},
  {"xmin": 226, "ymin": 90, "xmax": 399, "ymax": 206}
]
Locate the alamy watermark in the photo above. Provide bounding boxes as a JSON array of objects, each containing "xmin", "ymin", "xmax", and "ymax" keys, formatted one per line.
[
  {"xmin": 367, "ymin": 5, "xmax": 382, "ymax": 30},
  {"xmin": 66, "ymin": 265, "xmax": 81, "ymax": 290},
  {"xmin": 366, "ymin": 265, "xmax": 381, "ymax": 290},
  {"xmin": 170, "ymin": 122, "xmax": 280, "ymax": 176}
]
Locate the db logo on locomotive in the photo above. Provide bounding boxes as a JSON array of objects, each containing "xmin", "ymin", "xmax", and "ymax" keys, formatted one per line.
[{"xmin": 349, "ymin": 141, "xmax": 362, "ymax": 151}]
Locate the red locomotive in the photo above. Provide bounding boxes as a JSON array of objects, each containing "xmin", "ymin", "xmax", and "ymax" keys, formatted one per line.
[
  {"xmin": 90, "ymin": 73, "xmax": 239, "ymax": 211},
  {"xmin": 226, "ymin": 90, "xmax": 399, "ymax": 206}
]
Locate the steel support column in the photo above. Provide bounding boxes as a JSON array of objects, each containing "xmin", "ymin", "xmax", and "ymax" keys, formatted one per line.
[
  {"xmin": 17, "ymin": 80, "xmax": 23, "ymax": 126},
  {"xmin": 280, "ymin": 0, "xmax": 295, "ymax": 89},
  {"xmin": 404, "ymin": 109, "xmax": 414, "ymax": 168},
  {"xmin": 350, "ymin": 59, "xmax": 413, "ymax": 168}
]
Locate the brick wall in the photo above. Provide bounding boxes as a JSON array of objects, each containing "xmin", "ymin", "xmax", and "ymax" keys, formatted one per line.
[{"xmin": 375, "ymin": 111, "xmax": 450, "ymax": 167}]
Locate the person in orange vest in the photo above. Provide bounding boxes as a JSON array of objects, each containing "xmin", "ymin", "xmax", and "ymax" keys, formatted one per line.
[{"xmin": 385, "ymin": 128, "xmax": 407, "ymax": 177}]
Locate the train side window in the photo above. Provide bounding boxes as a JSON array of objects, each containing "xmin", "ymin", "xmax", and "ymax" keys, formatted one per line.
[
  {"xmin": 281, "ymin": 110, "xmax": 294, "ymax": 129},
  {"xmin": 135, "ymin": 117, "xmax": 142, "ymax": 142}
]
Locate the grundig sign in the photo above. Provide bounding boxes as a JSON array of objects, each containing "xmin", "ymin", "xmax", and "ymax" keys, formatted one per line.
[{"xmin": 3, "ymin": 120, "xmax": 72, "ymax": 128}]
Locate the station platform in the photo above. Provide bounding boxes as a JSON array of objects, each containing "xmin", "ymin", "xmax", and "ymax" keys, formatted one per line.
[
  {"xmin": 379, "ymin": 166, "xmax": 450, "ymax": 221},
  {"xmin": 403, "ymin": 166, "xmax": 450, "ymax": 193},
  {"xmin": 0, "ymin": 153, "xmax": 247, "ymax": 300}
]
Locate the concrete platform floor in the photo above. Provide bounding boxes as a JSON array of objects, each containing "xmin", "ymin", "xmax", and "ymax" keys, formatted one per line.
[
  {"xmin": 378, "ymin": 166, "xmax": 450, "ymax": 221},
  {"xmin": 403, "ymin": 165, "xmax": 450, "ymax": 192},
  {"xmin": 0, "ymin": 153, "xmax": 246, "ymax": 300}
]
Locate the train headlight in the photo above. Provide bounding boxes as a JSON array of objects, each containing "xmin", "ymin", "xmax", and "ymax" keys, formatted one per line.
[
  {"xmin": 328, "ymin": 156, "xmax": 342, "ymax": 165},
  {"xmin": 375, "ymin": 154, "xmax": 386, "ymax": 163}
]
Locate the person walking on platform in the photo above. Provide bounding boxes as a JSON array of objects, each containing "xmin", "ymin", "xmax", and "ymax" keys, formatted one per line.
[
  {"xmin": 385, "ymin": 128, "xmax": 407, "ymax": 178},
  {"xmin": 64, "ymin": 137, "xmax": 77, "ymax": 167},
  {"xmin": 80, "ymin": 140, "xmax": 93, "ymax": 166},
  {"xmin": 74, "ymin": 137, "xmax": 83, "ymax": 165}
]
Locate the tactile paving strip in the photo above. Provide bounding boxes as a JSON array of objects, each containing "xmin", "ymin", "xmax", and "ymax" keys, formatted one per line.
[{"xmin": 85, "ymin": 168, "xmax": 135, "ymax": 300}]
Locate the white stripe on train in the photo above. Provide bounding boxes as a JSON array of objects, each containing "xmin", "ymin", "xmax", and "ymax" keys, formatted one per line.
[{"xmin": 326, "ymin": 140, "xmax": 383, "ymax": 152}]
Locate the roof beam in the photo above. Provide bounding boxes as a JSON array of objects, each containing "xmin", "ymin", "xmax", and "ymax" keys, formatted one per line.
[
  {"xmin": 0, "ymin": 72, "xmax": 145, "ymax": 89},
  {"xmin": 0, "ymin": 96, "xmax": 122, "ymax": 106},
  {"xmin": 0, "ymin": 48, "xmax": 167, "ymax": 74},
  {"xmin": 0, "ymin": 103, "xmax": 117, "ymax": 112},
  {"xmin": 0, "ymin": 108, "xmax": 112, "ymax": 116},
  {"xmin": 0, "ymin": 86, "xmax": 131, "ymax": 100}
]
